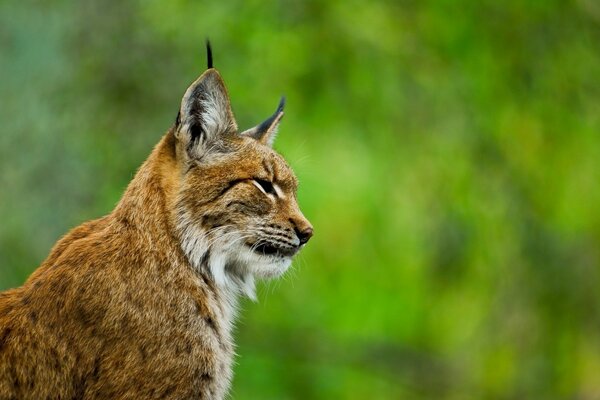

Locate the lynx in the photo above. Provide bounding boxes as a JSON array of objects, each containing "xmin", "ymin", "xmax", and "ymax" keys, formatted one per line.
[{"xmin": 0, "ymin": 43, "xmax": 313, "ymax": 399}]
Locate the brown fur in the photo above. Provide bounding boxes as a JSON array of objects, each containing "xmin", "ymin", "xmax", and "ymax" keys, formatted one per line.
[{"xmin": 0, "ymin": 61, "xmax": 312, "ymax": 399}]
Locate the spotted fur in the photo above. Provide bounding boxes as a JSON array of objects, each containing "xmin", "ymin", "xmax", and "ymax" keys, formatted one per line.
[{"xmin": 0, "ymin": 51, "xmax": 312, "ymax": 399}]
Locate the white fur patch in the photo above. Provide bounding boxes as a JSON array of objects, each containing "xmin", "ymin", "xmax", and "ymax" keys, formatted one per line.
[
  {"xmin": 199, "ymin": 93, "xmax": 232, "ymax": 138},
  {"xmin": 273, "ymin": 183, "xmax": 286, "ymax": 199},
  {"xmin": 176, "ymin": 205, "xmax": 295, "ymax": 309},
  {"xmin": 176, "ymin": 210, "xmax": 259, "ymax": 301}
]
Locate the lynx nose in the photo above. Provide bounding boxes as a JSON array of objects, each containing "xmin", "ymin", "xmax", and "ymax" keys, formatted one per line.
[{"xmin": 296, "ymin": 226, "xmax": 314, "ymax": 245}]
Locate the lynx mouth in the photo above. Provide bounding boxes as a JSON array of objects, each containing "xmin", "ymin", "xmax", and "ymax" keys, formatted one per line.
[{"xmin": 248, "ymin": 242, "xmax": 298, "ymax": 258}]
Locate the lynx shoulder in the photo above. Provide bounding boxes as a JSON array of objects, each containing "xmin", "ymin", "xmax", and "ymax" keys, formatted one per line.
[{"xmin": 0, "ymin": 43, "xmax": 312, "ymax": 400}]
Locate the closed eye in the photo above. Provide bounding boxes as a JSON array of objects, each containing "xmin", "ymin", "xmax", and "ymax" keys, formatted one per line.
[{"xmin": 253, "ymin": 178, "xmax": 276, "ymax": 195}]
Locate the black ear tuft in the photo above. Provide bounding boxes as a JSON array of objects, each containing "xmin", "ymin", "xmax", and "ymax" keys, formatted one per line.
[
  {"xmin": 277, "ymin": 95, "xmax": 286, "ymax": 113},
  {"xmin": 255, "ymin": 96, "xmax": 285, "ymax": 134},
  {"xmin": 206, "ymin": 39, "xmax": 213, "ymax": 69},
  {"xmin": 239, "ymin": 95, "xmax": 286, "ymax": 147}
]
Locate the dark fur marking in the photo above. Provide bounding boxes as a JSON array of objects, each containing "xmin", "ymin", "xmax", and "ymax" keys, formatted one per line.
[
  {"xmin": 205, "ymin": 316, "xmax": 217, "ymax": 333},
  {"xmin": 217, "ymin": 179, "xmax": 248, "ymax": 198},
  {"xmin": 162, "ymin": 385, "xmax": 176, "ymax": 397},
  {"xmin": 0, "ymin": 327, "xmax": 12, "ymax": 351},
  {"xmin": 10, "ymin": 367, "xmax": 20, "ymax": 390},
  {"xmin": 50, "ymin": 277, "xmax": 69, "ymax": 297},
  {"xmin": 198, "ymin": 249, "xmax": 211, "ymax": 269},
  {"xmin": 74, "ymin": 304, "xmax": 96, "ymax": 328},
  {"xmin": 119, "ymin": 214, "xmax": 132, "ymax": 229},
  {"xmin": 189, "ymin": 122, "xmax": 205, "ymax": 145},
  {"xmin": 184, "ymin": 87, "xmax": 208, "ymax": 147},
  {"xmin": 20, "ymin": 294, "xmax": 31, "ymax": 305},
  {"xmin": 72, "ymin": 374, "xmax": 87, "ymax": 399},
  {"xmin": 50, "ymin": 348, "xmax": 61, "ymax": 369},
  {"xmin": 28, "ymin": 310, "xmax": 38, "ymax": 324},
  {"xmin": 200, "ymin": 372, "xmax": 212, "ymax": 382},
  {"xmin": 226, "ymin": 200, "xmax": 254, "ymax": 209},
  {"xmin": 257, "ymin": 229, "xmax": 294, "ymax": 242},
  {"xmin": 91, "ymin": 358, "xmax": 101, "ymax": 381},
  {"xmin": 139, "ymin": 345, "xmax": 148, "ymax": 361},
  {"xmin": 200, "ymin": 272, "xmax": 217, "ymax": 294},
  {"xmin": 26, "ymin": 375, "xmax": 35, "ymax": 390},
  {"xmin": 119, "ymin": 316, "xmax": 131, "ymax": 332},
  {"xmin": 201, "ymin": 274, "xmax": 210, "ymax": 286},
  {"xmin": 202, "ymin": 213, "xmax": 228, "ymax": 230}
]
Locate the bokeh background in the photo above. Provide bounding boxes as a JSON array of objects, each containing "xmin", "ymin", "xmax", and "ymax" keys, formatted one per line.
[{"xmin": 2, "ymin": 1, "xmax": 600, "ymax": 398}]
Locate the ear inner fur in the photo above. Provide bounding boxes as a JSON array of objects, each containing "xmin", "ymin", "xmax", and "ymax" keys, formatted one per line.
[{"xmin": 176, "ymin": 69, "xmax": 238, "ymax": 160}]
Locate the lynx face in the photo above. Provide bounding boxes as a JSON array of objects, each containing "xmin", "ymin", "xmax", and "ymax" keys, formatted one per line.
[{"xmin": 173, "ymin": 64, "xmax": 312, "ymax": 298}]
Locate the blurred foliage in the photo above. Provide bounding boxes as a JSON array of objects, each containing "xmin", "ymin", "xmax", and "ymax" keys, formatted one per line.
[{"xmin": 2, "ymin": 0, "xmax": 600, "ymax": 398}]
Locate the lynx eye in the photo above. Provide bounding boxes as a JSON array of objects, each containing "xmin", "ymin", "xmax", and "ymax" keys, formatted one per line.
[{"xmin": 253, "ymin": 178, "xmax": 276, "ymax": 195}]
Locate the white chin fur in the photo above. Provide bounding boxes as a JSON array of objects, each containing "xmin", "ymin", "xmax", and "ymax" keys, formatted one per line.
[
  {"xmin": 234, "ymin": 245, "xmax": 293, "ymax": 279},
  {"xmin": 177, "ymin": 218, "xmax": 292, "ymax": 300}
]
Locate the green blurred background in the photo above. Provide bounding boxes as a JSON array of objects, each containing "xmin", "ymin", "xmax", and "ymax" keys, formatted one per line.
[{"xmin": 1, "ymin": 0, "xmax": 600, "ymax": 398}]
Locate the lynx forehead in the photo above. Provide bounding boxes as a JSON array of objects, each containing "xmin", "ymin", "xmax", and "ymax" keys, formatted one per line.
[{"xmin": 0, "ymin": 42, "xmax": 312, "ymax": 399}]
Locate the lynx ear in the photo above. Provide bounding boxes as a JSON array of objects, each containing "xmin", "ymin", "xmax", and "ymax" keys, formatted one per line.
[
  {"xmin": 175, "ymin": 54, "xmax": 237, "ymax": 158},
  {"xmin": 240, "ymin": 96, "xmax": 285, "ymax": 147}
]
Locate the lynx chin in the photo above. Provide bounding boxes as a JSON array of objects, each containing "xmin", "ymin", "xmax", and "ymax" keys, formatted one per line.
[{"xmin": 0, "ymin": 42, "xmax": 313, "ymax": 399}]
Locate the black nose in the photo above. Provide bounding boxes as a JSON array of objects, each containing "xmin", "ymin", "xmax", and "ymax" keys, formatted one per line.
[{"xmin": 297, "ymin": 227, "xmax": 314, "ymax": 245}]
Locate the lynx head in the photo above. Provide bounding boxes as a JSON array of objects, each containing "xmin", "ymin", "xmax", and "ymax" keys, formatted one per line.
[{"xmin": 172, "ymin": 43, "xmax": 313, "ymax": 299}]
